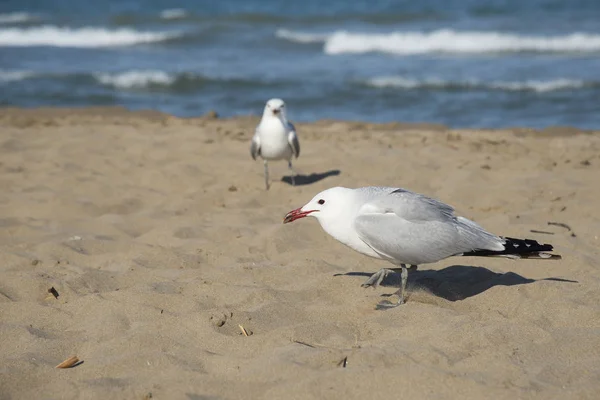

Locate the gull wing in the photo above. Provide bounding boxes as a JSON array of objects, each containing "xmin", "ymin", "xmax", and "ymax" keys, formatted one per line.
[
  {"xmin": 250, "ymin": 133, "xmax": 261, "ymax": 160},
  {"xmin": 353, "ymin": 189, "xmax": 500, "ymax": 265},
  {"xmin": 359, "ymin": 188, "xmax": 455, "ymax": 222},
  {"xmin": 287, "ymin": 122, "xmax": 300, "ymax": 158}
]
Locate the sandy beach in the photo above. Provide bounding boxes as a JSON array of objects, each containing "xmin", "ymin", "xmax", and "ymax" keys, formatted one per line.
[{"xmin": 1, "ymin": 107, "xmax": 599, "ymax": 400}]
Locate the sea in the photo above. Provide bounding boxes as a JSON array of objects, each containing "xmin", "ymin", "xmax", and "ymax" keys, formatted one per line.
[{"xmin": 1, "ymin": 0, "xmax": 600, "ymax": 129}]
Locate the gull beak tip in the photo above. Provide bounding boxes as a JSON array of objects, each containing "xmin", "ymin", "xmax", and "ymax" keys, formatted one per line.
[
  {"xmin": 283, "ymin": 207, "xmax": 314, "ymax": 224},
  {"xmin": 283, "ymin": 210, "xmax": 296, "ymax": 224}
]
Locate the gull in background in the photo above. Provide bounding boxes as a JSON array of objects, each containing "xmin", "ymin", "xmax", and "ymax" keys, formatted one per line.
[
  {"xmin": 250, "ymin": 98, "xmax": 300, "ymax": 190},
  {"xmin": 284, "ymin": 186, "xmax": 561, "ymax": 308}
]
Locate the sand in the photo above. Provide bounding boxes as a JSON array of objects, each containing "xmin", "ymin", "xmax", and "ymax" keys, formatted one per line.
[{"xmin": 0, "ymin": 107, "xmax": 599, "ymax": 400}]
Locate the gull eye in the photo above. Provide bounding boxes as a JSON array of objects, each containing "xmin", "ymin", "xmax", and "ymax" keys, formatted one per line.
[{"xmin": 318, "ymin": 199, "xmax": 325, "ymax": 205}]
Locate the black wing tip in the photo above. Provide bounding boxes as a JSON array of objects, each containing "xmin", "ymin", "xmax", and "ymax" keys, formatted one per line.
[
  {"xmin": 504, "ymin": 237, "xmax": 554, "ymax": 252},
  {"xmin": 462, "ymin": 237, "xmax": 561, "ymax": 260}
]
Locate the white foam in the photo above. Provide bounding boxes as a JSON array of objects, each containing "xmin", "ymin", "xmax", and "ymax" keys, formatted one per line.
[
  {"xmin": 367, "ymin": 76, "xmax": 427, "ymax": 89},
  {"xmin": 160, "ymin": 9, "xmax": 188, "ymax": 20},
  {"xmin": 489, "ymin": 79, "xmax": 586, "ymax": 92},
  {"xmin": 366, "ymin": 76, "xmax": 588, "ymax": 92},
  {"xmin": 0, "ymin": 69, "xmax": 35, "ymax": 82},
  {"xmin": 0, "ymin": 12, "xmax": 36, "ymax": 24},
  {"xmin": 94, "ymin": 70, "xmax": 175, "ymax": 89},
  {"xmin": 275, "ymin": 29, "xmax": 330, "ymax": 44},
  {"xmin": 277, "ymin": 29, "xmax": 600, "ymax": 54},
  {"xmin": 0, "ymin": 26, "xmax": 179, "ymax": 47}
]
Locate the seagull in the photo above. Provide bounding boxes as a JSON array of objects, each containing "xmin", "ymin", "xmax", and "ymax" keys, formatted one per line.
[
  {"xmin": 250, "ymin": 98, "xmax": 300, "ymax": 190},
  {"xmin": 283, "ymin": 186, "xmax": 561, "ymax": 308}
]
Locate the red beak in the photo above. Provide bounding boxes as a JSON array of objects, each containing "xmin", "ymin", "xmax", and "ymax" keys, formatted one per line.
[{"xmin": 283, "ymin": 207, "xmax": 316, "ymax": 224}]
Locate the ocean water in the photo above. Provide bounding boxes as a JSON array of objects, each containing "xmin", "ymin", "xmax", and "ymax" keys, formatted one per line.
[{"xmin": 1, "ymin": 0, "xmax": 600, "ymax": 128}]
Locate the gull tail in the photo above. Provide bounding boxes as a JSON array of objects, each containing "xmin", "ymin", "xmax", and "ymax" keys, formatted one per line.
[{"xmin": 462, "ymin": 237, "xmax": 562, "ymax": 260}]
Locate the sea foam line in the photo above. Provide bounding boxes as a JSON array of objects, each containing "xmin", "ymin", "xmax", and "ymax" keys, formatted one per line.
[
  {"xmin": 0, "ymin": 26, "xmax": 180, "ymax": 47},
  {"xmin": 160, "ymin": 9, "xmax": 188, "ymax": 20},
  {"xmin": 275, "ymin": 29, "xmax": 329, "ymax": 44},
  {"xmin": 365, "ymin": 76, "xmax": 590, "ymax": 92},
  {"xmin": 94, "ymin": 70, "xmax": 176, "ymax": 89},
  {"xmin": 0, "ymin": 69, "xmax": 35, "ymax": 82},
  {"xmin": 0, "ymin": 12, "xmax": 37, "ymax": 24},
  {"xmin": 276, "ymin": 28, "xmax": 600, "ymax": 54}
]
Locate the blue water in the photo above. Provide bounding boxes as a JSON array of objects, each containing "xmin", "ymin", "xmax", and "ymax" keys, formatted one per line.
[{"xmin": 1, "ymin": 0, "xmax": 600, "ymax": 128}]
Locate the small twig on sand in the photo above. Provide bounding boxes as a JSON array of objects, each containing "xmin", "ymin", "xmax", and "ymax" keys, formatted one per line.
[
  {"xmin": 238, "ymin": 324, "xmax": 252, "ymax": 337},
  {"xmin": 548, "ymin": 221, "xmax": 577, "ymax": 237},
  {"xmin": 293, "ymin": 340, "xmax": 316, "ymax": 348},
  {"xmin": 292, "ymin": 339, "xmax": 356, "ymax": 351},
  {"xmin": 548, "ymin": 221, "xmax": 572, "ymax": 231},
  {"xmin": 337, "ymin": 356, "xmax": 348, "ymax": 368},
  {"xmin": 530, "ymin": 230, "xmax": 555, "ymax": 235}
]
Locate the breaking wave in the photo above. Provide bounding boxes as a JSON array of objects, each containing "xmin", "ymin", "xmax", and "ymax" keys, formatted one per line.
[
  {"xmin": 94, "ymin": 70, "xmax": 176, "ymax": 89},
  {"xmin": 0, "ymin": 12, "xmax": 38, "ymax": 24},
  {"xmin": 275, "ymin": 29, "xmax": 330, "ymax": 44},
  {"xmin": 365, "ymin": 76, "xmax": 592, "ymax": 92},
  {"xmin": 159, "ymin": 9, "xmax": 188, "ymax": 20},
  {"xmin": 0, "ymin": 69, "xmax": 36, "ymax": 82},
  {"xmin": 92, "ymin": 70, "xmax": 273, "ymax": 91},
  {"xmin": 0, "ymin": 26, "xmax": 181, "ymax": 47},
  {"xmin": 277, "ymin": 29, "xmax": 600, "ymax": 55}
]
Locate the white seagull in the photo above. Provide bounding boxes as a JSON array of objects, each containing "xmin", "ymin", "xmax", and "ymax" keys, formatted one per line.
[
  {"xmin": 250, "ymin": 98, "xmax": 300, "ymax": 190},
  {"xmin": 283, "ymin": 186, "xmax": 561, "ymax": 308}
]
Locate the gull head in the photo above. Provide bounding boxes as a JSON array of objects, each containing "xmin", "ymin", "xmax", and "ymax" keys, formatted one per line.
[
  {"xmin": 263, "ymin": 98, "xmax": 286, "ymax": 118},
  {"xmin": 283, "ymin": 187, "xmax": 353, "ymax": 224}
]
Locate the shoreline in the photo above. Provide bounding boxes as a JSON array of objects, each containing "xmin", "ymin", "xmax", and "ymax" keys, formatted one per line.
[{"xmin": 1, "ymin": 106, "xmax": 596, "ymax": 136}]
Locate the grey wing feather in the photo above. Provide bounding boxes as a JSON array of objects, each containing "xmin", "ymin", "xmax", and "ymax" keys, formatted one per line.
[
  {"xmin": 250, "ymin": 134, "xmax": 261, "ymax": 160},
  {"xmin": 287, "ymin": 122, "xmax": 300, "ymax": 158},
  {"xmin": 354, "ymin": 188, "xmax": 504, "ymax": 264},
  {"xmin": 355, "ymin": 213, "xmax": 460, "ymax": 264},
  {"xmin": 360, "ymin": 188, "xmax": 455, "ymax": 222}
]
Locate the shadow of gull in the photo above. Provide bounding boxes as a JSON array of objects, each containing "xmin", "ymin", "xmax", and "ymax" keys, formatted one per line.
[
  {"xmin": 339, "ymin": 264, "xmax": 578, "ymax": 302},
  {"xmin": 282, "ymin": 169, "xmax": 341, "ymax": 186}
]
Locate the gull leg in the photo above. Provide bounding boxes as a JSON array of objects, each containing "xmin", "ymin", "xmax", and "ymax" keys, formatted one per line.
[
  {"xmin": 361, "ymin": 268, "xmax": 402, "ymax": 289},
  {"xmin": 263, "ymin": 160, "xmax": 270, "ymax": 190},
  {"xmin": 398, "ymin": 264, "xmax": 409, "ymax": 304},
  {"xmin": 288, "ymin": 160, "xmax": 296, "ymax": 186},
  {"xmin": 377, "ymin": 264, "xmax": 411, "ymax": 309}
]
